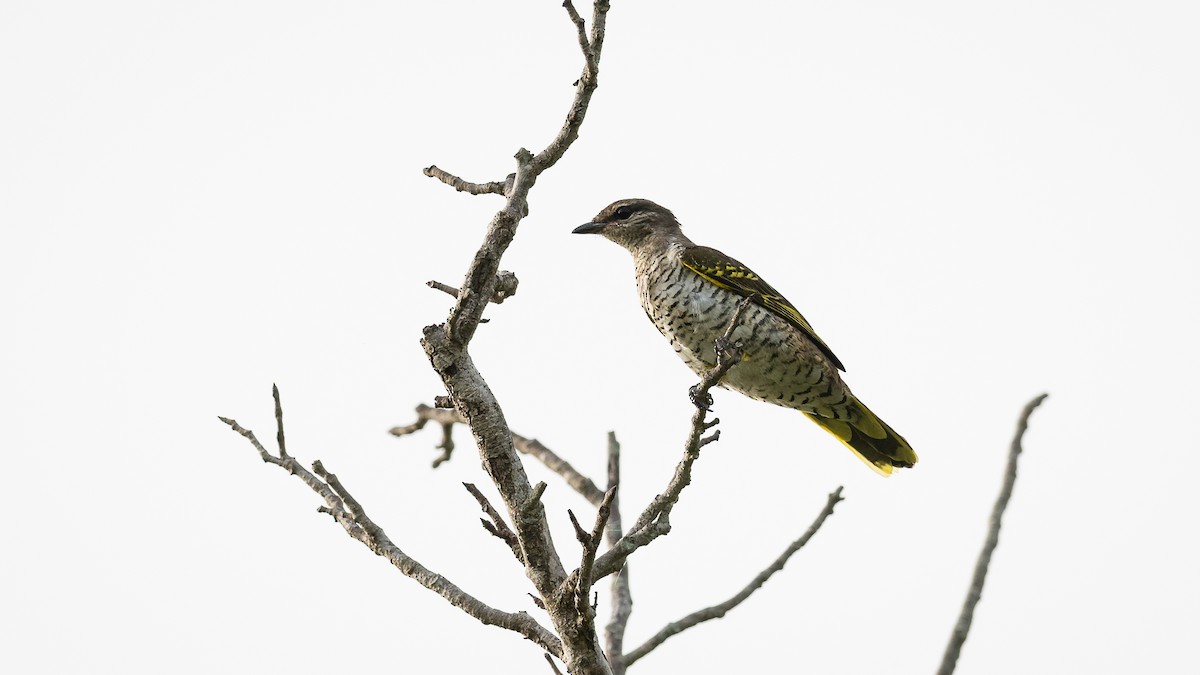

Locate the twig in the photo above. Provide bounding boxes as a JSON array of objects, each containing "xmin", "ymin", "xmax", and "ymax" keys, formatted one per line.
[
  {"xmin": 516, "ymin": 436, "xmax": 606, "ymax": 506},
  {"xmin": 427, "ymin": 280, "xmax": 463, "ymax": 299},
  {"xmin": 464, "ymin": 483, "xmax": 524, "ymax": 564},
  {"xmin": 591, "ymin": 296, "xmax": 756, "ymax": 581},
  {"xmin": 389, "ymin": 404, "xmax": 462, "ymax": 468},
  {"xmin": 427, "ymin": 271, "xmax": 519, "ymax": 305},
  {"xmin": 437, "ymin": 148, "xmax": 537, "ymax": 346},
  {"xmin": 937, "ymin": 393, "xmax": 1049, "ymax": 675},
  {"xmin": 544, "ymin": 653, "xmax": 566, "ymax": 675},
  {"xmin": 391, "ymin": 405, "xmax": 607, "ymax": 505},
  {"xmin": 562, "ymin": 0, "xmax": 596, "ymax": 77},
  {"xmin": 422, "ymin": 165, "xmax": 507, "ymax": 195},
  {"xmin": 622, "ymin": 487, "xmax": 845, "ymax": 667},
  {"xmin": 522, "ymin": 481, "xmax": 549, "ymax": 517},
  {"xmin": 389, "ymin": 404, "xmax": 463, "ymax": 435},
  {"xmin": 603, "ymin": 433, "xmax": 632, "ymax": 675},
  {"xmin": 219, "ymin": 391, "xmax": 562, "ymax": 657},
  {"xmin": 433, "ymin": 422, "xmax": 455, "ymax": 467},
  {"xmin": 569, "ymin": 486, "xmax": 618, "ymax": 616},
  {"xmin": 272, "ymin": 384, "xmax": 288, "ymax": 458}
]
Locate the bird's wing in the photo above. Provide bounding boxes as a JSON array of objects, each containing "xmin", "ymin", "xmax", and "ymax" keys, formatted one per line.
[{"xmin": 681, "ymin": 245, "xmax": 846, "ymax": 371}]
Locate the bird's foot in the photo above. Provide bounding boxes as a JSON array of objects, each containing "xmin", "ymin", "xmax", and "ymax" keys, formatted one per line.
[{"xmin": 688, "ymin": 385, "xmax": 714, "ymax": 411}]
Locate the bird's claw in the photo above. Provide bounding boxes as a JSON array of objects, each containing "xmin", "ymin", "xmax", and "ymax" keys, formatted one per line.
[{"xmin": 688, "ymin": 385, "xmax": 714, "ymax": 411}]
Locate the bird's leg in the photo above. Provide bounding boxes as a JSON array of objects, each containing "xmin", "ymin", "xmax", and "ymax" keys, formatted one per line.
[{"xmin": 687, "ymin": 297, "xmax": 753, "ymax": 411}]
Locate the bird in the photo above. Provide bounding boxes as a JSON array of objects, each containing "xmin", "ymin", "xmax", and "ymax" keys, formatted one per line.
[{"xmin": 573, "ymin": 198, "xmax": 917, "ymax": 475}]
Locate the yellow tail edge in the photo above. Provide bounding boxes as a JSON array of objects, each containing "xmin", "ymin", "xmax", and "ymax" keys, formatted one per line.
[{"xmin": 803, "ymin": 396, "xmax": 917, "ymax": 477}]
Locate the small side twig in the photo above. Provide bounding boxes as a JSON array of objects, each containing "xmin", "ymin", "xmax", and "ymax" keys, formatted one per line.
[
  {"xmin": 562, "ymin": 0, "xmax": 596, "ymax": 77},
  {"xmin": 391, "ymin": 405, "xmax": 607, "ymax": 505},
  {"xmin": 567, "ymin": 486, "xmax": 617, "ymax": 617},
  {"xmin": 427, "ymin": 271, "xmax": 519, "ymax": 305},
  {"xmin": 622, "ymin": 487, "xmax": 845, "ymax": 667},
  {"xmin": 522, "ymin": 481, "xmax": 549, "ymax": 517},
  {"xmin": 544, "ymin": 653, "xmax": 565, "ymax": 675},
  {"xmin": 389, "ymin": 404, "xmax": 462, "ymax": 468},
  {"xmin": 517, "ymin": 435, "xmax": 606, "ymax": 505},
  {"xmin": 422, "ymin": 165, "xmax": 507, "ymax": 195},
  {"xmin": 603, "ymin": 432, "xmax": 632, "ymax": 675},
  {"xmin": 427, "ymin": 280, "xmax": 463, "ymax": 298},
  {"xmin": 272, "ymin": 384, "xmax": 288, "ymax": 458},
  {"xmin": 937, "ymin": 393, "xmax": 1049, "ymax": 675},
  {"xmin": 530, "ymin": 0, "xmax": 609, "ymax": 174},
  {"xmin": 464, "ymin": 483, "xmax": 524, "ymax": 564}
]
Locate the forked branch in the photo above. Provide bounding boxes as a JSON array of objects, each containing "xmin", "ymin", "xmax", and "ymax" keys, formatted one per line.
[
  {"xmin": 220, "ymin": 387, "xmax": 562, "ymax": 656},
  {"xmin": 417, "ymin": 3, "xmax": 615, "ymax": 672},
  {"xmin": 591, "ymin": 296, "xmax": 757, "ymax": 581},
  {"xmin": 391, "ymin": 405, "xmax": 606, "ymax": 504}
]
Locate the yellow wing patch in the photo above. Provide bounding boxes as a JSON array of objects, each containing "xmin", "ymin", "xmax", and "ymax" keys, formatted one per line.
[{"xmin": 680, "ymin": 246, "xmax": 846, "ymax": 371}]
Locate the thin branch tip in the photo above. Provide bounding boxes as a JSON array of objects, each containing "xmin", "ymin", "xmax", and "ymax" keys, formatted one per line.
[
  {"xmin": 271, "ymin": 384, "xmax": 288, "ymax": 457},
  {"xmin": 423, "ymin": 164, "xmax": 507, "ymax": 196},
  {"xmin": 937, "ymin": 395, "xmax": 1048, "ymax": 675},
  {"xmin": 623, "ymin": 484, "xmax": 845, "ymax": 667}
]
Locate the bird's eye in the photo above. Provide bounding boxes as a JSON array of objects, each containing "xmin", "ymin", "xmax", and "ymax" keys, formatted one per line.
[{"xmin": 614, "ymin": 205, "xmax": 635, "ymax": 220}]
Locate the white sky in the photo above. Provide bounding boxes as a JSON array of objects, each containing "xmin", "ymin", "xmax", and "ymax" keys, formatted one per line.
[{"xmin": 2, "ymin": 2, "xmax": 1198, "ymax": 673}]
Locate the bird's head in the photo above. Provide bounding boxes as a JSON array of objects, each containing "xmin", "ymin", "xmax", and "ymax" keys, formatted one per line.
[{"xmin": 573, "ymin": 198, "xmax": 686, "ymax": 251}]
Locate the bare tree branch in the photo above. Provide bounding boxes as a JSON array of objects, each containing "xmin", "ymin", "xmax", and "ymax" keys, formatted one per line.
[
  {"xmin": 390, "ymin": 403, "xmax": 463, "ymax": 434},
  {"xmin": 591, "ymin": 297, "xmax": 756, "ymax": 581},
  {"xmin": 422, "ymin": 165, "xmax": 507, "ymax": 195},
  {"xmin": 464, "ymin": 482, "xmax": 524, "ymax": 564},
  {"xmin": 427, "ymin": 271, "xmax": 519, "ymax": 305},
  {"xmin": 937, "ymin": 393, "xmax": 1049, "ymax": 675},
  {"xmin": 603, "ymin": 433, "xmax": 633, "ymax": 675},
  {"xmin": 219, "ymin": 392, "xmax": 562, "ymax": 657},
  {"xmin": 391, "ymin": 405, "xmax": 607, "ymax": 505},
  {"xmin": 426, "ymin": 279, "xmax": 464, "ymax": 298},
  {"xmin": 389, "ymin": 404, "xmax": 461, "ymax": 468},
  {"xmin": 567, "ymin": 487, "xmax": 618, "ymax": 621},
  {"xmin": 272, "ymin": 383, "xmax": 288, "ymax": 458},
  {"xmin": 530, "ymin": 0, "xmax": 608, "ymax": 174},
  {"xmin": 622, "ymin": 487, "xmax": 846, "ymax": 668},
  {"xmin": 518, "ymin": 436, "xmax": 607, "ymax": 506}
]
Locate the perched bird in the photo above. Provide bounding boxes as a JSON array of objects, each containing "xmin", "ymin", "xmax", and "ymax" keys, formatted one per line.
[{"xmin": 573, "ymin": 198, "xmax": 917, "ymax": 475}]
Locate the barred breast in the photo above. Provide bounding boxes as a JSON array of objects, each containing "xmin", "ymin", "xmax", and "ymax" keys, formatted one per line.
[{"xmin": 634, "ymin": 244, "xmax": 854, "ymax": 421}]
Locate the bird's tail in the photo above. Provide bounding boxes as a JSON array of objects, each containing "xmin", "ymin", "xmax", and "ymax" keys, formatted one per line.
[{"xmin": 803, "ymin": 395, "xmax": 917, "ymax": 476}]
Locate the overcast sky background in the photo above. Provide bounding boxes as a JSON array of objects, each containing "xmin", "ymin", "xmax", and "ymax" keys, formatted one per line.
[{"xmin": 3, "ymin": 2, "xmax": 1198, "ymax": 673}]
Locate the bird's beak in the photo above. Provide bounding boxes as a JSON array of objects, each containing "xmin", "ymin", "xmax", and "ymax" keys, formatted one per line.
[{"xmin": 572, "ymin": 221, "xmax": 605, "ymax": 235}]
